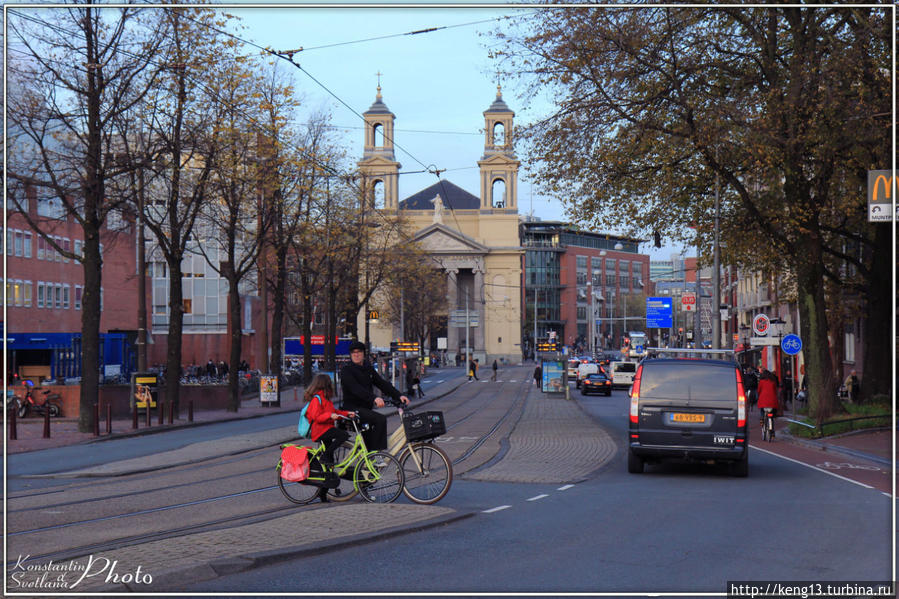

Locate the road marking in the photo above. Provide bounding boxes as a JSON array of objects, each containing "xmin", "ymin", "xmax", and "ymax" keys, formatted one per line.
[
  {"xmin": 557, "ymin": 484, "xmax": 575, "ymax": 491},
  {"xmin": 527, "ymin": 494, "xmax": 549, "ymax": 502},
  {"xmin": 483, "ymin": 505, "xmax": 512, "ymax": 514},
  {"xmin": 816, "ymin": 461, "xmax": 880, "ymax": 471},
  {"xmin": 752, "ymin": 445, "xmax": 875, "ymax": 490}
]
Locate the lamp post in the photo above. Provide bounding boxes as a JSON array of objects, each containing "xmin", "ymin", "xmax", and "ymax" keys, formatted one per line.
[{"xmin": 587, "ymin": 280, "xmax": 595, "ymax": 357}]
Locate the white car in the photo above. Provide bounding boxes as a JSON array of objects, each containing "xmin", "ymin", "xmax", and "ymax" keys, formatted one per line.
[
  {"xmin": 576, "ymin": 362, "xmax": 600, "ymax": 388},
  {"xmin": 609, "ymin": 361, "xmax": 637, "ymax": 388}
]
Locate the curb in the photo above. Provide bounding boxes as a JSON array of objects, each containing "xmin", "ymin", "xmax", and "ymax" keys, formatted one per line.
[
  {"xmin": 780, "ymin": 429, "xmax": 893, "ymax": 467},
  {"xmin": 110, "ymin": 509, "xmax": 475, "ymax": 592}
]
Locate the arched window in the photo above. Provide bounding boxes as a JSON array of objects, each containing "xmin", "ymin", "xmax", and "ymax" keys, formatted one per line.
[
  {"xmin": 492, "ymin": 122, "xmax": 505, "ymax": 146},
  {"xmin": 373, "ymin": 123, "xmax": 385, "ymax": 148},
  {"xmin": 372, "ymin": 179, "xmax": 385, "ymax": 209},
  {"xmin": 491, "ymin": 179, "xmax": 507, "ymax": 208}
]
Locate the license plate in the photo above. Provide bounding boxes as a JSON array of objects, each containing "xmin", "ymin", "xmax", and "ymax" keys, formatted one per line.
[
  {"xmin": 714, "ymin": 435, "xmax": 735, "ymax": 445},
  {"xmin": 670, "ymin": 413, "xmax": 706, "ymax": 423}
]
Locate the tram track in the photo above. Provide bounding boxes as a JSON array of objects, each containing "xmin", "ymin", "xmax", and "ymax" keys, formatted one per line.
[{"xmin": 6, "ymin": 372, "xmax": 533, "ymax": 569}]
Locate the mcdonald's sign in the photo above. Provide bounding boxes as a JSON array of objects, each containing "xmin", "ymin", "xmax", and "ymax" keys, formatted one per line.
[{"xmin": 868, "ymin": 170, "xmax": 898, "ymax": 222}]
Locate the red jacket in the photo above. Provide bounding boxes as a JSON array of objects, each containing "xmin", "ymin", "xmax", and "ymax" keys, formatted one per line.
[
  {"xmin": 305, "ymin": 393, "xmax": 352, "ymax": 441},
  {"xmin": 757, "ymin": 376, "xmax": 779, "ymax": 410}
]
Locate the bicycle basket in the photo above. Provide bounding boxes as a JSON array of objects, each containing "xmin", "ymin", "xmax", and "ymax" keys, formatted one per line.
[{"xmin": 402, "ymin": 411, "xmax": 446, "ymax": 442}]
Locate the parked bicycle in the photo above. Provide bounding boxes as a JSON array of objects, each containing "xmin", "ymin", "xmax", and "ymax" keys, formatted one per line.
[
  {"xmin": 17, "ymin": 384, "xmax": 62, "ymax": 419},
  {"xmin": 328, "ymin": 402, "xmax": 452, "ymax": 505},
  {"xmin": 277, "ymin": 415, "xmax": 404, "ymax": 504}
]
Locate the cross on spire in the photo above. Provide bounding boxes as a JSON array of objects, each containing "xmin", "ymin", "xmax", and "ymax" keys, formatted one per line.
[{"xmin": 376, "ymin": 71, "xmax": 383, "ymax": 98}]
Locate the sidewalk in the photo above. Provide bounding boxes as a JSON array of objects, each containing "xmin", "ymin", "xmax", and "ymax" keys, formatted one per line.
[{"xmin": 5, "ymin": 367, "xmax": 469, "ymax": 455}]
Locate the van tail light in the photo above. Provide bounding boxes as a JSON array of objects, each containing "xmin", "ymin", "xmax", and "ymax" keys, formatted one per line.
[
  {"xmin": 629, "ymin": 364, "xmax": 643, "ymax": 424},
  {"xmin": 735, "ymin": 368, "xmax": 747, "ymax": 429}
]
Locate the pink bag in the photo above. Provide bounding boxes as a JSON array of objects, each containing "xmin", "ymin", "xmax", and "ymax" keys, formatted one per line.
[{"xmin": 280, "ymin": 445, "xmax": 310, "ymax": 482}]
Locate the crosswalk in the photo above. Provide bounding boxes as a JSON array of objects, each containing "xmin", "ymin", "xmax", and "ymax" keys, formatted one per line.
[{"xmin": 421, "ymin": 379, "xmax": 518, "ymax": 384}]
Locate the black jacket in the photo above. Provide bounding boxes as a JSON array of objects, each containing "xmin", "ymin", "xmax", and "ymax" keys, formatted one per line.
[{"xmin": 340, "ymin": 360, "xmax": 402, "ymax": 411}]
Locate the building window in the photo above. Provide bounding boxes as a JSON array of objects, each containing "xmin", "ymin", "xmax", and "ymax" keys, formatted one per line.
[
  {"xmin": 38, "ymin": 236, "xmax": 45, "ymax": 260},
  {"xmin": 63, "ymin": 238, "xmax": 71, "ymax": 263},
  {"xmin": 24, "ymin": 232, "xmax": 32, "ymax": 258},
  {"xmin": 576, "ymin": 306, "xmax": 587, "ymax": 321},
  {"xmin": 14, "ymin": 280, "xmax": 23, "ymax": 306},
  {"xmin": 6, "ymin": 229, "xmax": 13, "ymax": 256},
  {"xmin": 576, "ymin": 256, "xmax": 587, "ymax": 269},
  {"xmin": 24, "ymin": 281, "xmax": 32, "ymax": 307},
  {"xmin": 75, "ymin": 285, "xmax": 82, "ymax": 310},
  {"xmin": 844, "ymin": 332, "xmax": 855, "ymax": 363},
  {"xmin": 74, "ymin": 239, "xmax": 83, "ymax": 259},
  {"xmin": 55, "ymin": 284, "xmax": 62, "ymax": 308},
  {"xmin": 63, "ymin": 284, "xmax": 70, "ymax": 309},
  {"xmin": 15, "ymin": 231, "xmax": 23, "ymax": 257},
  {"xmin": 37, "ymin": 282, "xmax": 44, "ymax": 308}
]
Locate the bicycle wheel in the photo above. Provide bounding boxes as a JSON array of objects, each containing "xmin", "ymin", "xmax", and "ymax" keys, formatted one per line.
[
  {"xmin": 327, "ymin": 441, "xmax": 359, "ymax": 502},
  {"xmin": 354, "ymin": 451, "xmax": 404, "ymax": 504},
  {"xmin": 399, "ymin": 442, "xmax": 453, "ymax": 505},
  {"xmin": 276, "ymin": 463, "xmax": 321, "ymax": 505}
]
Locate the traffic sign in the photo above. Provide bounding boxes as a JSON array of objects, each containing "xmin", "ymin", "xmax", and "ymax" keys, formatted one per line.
[
  {"xmin": 646, "ymin": 297, "xmax": 673, "ymax": 328},
  {"xmin": 681, "ymin": 293, "xmax": 696, "ymax": 312},
  {"xmin": 752, "ymin": 313, "xmax": 770, "ymax": 336},
  {"xmin": 781, "ymin": 334, "xmax": 802, "ymax": 355}
]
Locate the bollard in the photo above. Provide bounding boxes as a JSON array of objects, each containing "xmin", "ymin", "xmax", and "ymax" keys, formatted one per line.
[
  {"xmin": 92, "ymin": 403, "xmax": 99, "ymax": 437},
  {"xmin": 158, "ymin": 400, "xmax": 164, "ymax": 426},
  {"xmin": 145, "ymin": 401, "xmax": 151, "ymax": 427},
  {"xmin": 188, "ymin": 399, "xmax": 194, "ymax": 422},
  {"xmin": 294, "ymin": 387, "xmax": 299, "ymax": 402},
  {"xmin": 167, "ymin": 400, "xmax": 174, "ymax": 424},
  {"xmin": 106, "ymin": 403, "xmax": 112, "ymax": 435},
  {"xmin": 132, "ymin": 403, "xmax": 138, "ymax": 429},
  {"xmin": 44, "ymin": 408, "xmax": 52, "ymax": 439},
  {"xmin": 9, "ymin": 405, "xmax": 17, "ymax": 440}
]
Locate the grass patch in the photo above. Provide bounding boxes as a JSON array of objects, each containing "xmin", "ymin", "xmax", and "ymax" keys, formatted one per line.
[{"xmin": 786, "ymin": 400, "xmax": 894, "ymax": 439}]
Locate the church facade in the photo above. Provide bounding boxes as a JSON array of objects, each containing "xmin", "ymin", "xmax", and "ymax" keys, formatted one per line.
[{"xmin": 357, "ymin": 86, "xmax": 523, "ymax": 365}]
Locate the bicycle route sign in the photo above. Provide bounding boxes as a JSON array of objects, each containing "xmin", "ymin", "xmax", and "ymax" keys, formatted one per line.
[{"xmin": 781, "ymin": 334, "xmax": 802, "ymax": 355}]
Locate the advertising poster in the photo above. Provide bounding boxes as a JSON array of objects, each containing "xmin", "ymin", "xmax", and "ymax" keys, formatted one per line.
[
  {"xmin": 259, "ymin": 375, "xmax": 279, "ymax": 404},
  {"xmin": 541, "ymin": 360, "xmax": 565, "ymax": 394}
]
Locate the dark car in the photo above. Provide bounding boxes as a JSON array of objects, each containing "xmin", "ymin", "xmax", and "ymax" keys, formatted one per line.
[
  {"xmin": 627, "ymin": 354, "xmax": 748, "ymax": 477},
  {"xmin": 581, "ymin": 372, "xmax": 612, "ymax": 396}
]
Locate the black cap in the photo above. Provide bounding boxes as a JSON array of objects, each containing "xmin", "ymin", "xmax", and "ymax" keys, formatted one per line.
[{"xmin": 349, "ymin": 341, "xmax": 366, "ymax": 353}]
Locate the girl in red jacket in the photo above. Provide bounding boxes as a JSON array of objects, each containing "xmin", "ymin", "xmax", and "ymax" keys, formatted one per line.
[
  {"xmin": 756, "ymin": 369, "xmax": 780, "ymax": 424},
  {"xmin": 304, "ymin": 374, "xmax": 355, "ymax": 467}
]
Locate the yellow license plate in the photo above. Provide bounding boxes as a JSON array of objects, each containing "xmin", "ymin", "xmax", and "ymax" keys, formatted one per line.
[{"xmin": 671, "ymin": 413, "xmax": 705, "ymax": 423}]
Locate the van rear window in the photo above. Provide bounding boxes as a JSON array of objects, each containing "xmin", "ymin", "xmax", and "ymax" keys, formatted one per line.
[
  {"xmin": 639, "ymin": 362, "xmax": 736, "ymax": 400},
  {"xmin": 614, "ymin": 362, "xmax": 636, "ymax": 373}
]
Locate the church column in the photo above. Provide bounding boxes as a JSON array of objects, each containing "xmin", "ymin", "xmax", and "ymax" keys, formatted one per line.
[
  {"xmin": 446, "ymin": 269, "xmax": 458, "ymax": 355},
  {"xmin": 474, "ymin": 264, "xmax": 485, "ymax": 354}
]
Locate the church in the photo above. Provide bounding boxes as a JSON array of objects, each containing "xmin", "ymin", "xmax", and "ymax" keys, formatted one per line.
[{"xmin": 357, "ymin": 85, "xmax": 523, "ymax": 365}]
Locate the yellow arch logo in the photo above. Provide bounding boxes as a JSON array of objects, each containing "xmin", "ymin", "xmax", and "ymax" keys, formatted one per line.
[{"xmin": 869, "ymin": 170, "xmax": 898, "ymax": 203}]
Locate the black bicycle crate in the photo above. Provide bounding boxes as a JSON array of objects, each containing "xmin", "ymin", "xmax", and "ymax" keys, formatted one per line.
[{"xmin": 402, "ymin": 411, "xmax": 446, "ymax": 441}]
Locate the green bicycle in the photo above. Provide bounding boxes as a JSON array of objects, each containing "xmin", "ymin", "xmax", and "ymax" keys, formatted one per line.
[
  {"xmin": 326, "ymin": 405, "xmax": 452, "ymax": 505},
  {"xmin": 277, "ymin": 416, "xmax": 405, "ymax": 504}
]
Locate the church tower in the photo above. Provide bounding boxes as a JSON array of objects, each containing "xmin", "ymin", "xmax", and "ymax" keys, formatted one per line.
[
  {"xmin": 357, "ymin": 83, "xmax": 401, "ymax": 210},
  {"xmin": 478, "ymin": 85, "xmax": 519, "ymax": 211}
]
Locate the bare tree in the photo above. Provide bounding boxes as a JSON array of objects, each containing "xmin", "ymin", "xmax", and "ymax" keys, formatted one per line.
[{"xmin": 6, "ymin": 6, "xmax": 163, "ymax": 431}]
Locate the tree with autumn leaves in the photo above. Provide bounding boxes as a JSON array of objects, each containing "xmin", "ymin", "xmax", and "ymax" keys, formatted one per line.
[{"xmin": 497, "ymin": 6, "xmax": 891, "ymax": 421}]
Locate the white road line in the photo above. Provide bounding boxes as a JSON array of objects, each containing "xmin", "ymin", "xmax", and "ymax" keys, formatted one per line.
[
  {"xmin": 483, "ymin": 505, "xmax": 512, "ymax": 514},
  {"xmin": 527, "ymin": 494, "xmax": 549, "ymax": 502},
  {"xmin": 557, "ymin": 484, "xmax": 575, "ymax": 491},
  {"xmin": 752, "ymin": 445, "xmax": 875, "ymax": 490}
]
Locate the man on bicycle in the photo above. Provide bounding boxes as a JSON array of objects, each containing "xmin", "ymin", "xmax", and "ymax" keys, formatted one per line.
[
  {"xmin": 340, "ymin": 341, "xmax": 409, "ymax": 450},
  {"xmin": 757, "ymin": 368, "xmax": 780, "ymax": 437}
]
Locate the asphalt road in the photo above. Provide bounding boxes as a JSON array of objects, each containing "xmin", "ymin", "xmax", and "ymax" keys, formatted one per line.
[{"xmin": 183, "ymin": 389, "xmax": 893, "ymax": 595}]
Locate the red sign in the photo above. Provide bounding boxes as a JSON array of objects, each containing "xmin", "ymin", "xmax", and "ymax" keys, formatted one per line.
[
  {"xmin": 752, "ymin": 314, "xmax": 770, "ymax": 336},
  {"xmin": 682, "ymin": 293, "xmax": 696, "ymax": 312}
]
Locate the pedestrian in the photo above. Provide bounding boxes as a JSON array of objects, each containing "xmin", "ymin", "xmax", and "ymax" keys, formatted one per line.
[
  {"xmin": 206, "ymin": 359, "xmax": 216, "ymax": 378},
  {"xmin": 406, "ymin": 365, "xmax": 415, "ymax": 397},
  {"xmin": 843, "ymin": 370, "xmax": 860, "ymax": 403},
  {"xmin": 468, "ymin": 358, "xmax": 479, "ymax": 381},
  {"xmin": 533, "ymin": 364, "xmax": 542, "ymax": 387},
  {"xmin": 491, "ymin": 359, "xmax": 498, "ymax": 381},
  {"xmin": 339, "ymin": 341, "xmax": 409, "ymax": 451},
  {"xmin": 412, "ymin": 375, "xmax": 424, "ymax": 398},
  {"xmin": 303, "ymin": 374, "xmax": 355, "ymax": 502},
  {"xmin": 742, "ymin": 366, "xmax": 758, "ymax": 408}
]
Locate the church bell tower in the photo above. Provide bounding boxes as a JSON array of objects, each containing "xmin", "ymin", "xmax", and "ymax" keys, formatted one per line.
[
  {"xmin": 357, "ymin": 82, "xmax": 401, "ymax": 210},
  {"xmin": 478, "ymin": 85, "xmax": 519, "ymax": 211}
]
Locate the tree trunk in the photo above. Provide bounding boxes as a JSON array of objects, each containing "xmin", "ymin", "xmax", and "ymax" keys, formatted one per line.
[
  {"xmin": 227, "ymin": 278, "xmax": 242, "ymax": 412},
  {"xmin": 269, "ymin": 244, "xmax": 286, "ymax": 406},
  {"xmin": 795, "ymin": 246, "xmax": 836, "ymax": 425},
  {"xmin": 859, "ymin": 223, "xmax": 891, "ymax": 402},
  {"xmin": 79, "ymin": 228, "xmax": 102, "ymax": 432},
  {"xmin": 165, "ymin": 265, "xmax": 184, "ymax": 415}
]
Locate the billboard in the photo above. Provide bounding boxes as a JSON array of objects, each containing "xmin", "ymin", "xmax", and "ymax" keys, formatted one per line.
[{"xmin": 284, "ymin": 337, "xmax": 353, "ymax": 357}]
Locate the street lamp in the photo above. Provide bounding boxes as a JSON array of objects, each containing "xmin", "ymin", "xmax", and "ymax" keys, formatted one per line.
[{"xmin": 586, "ymin": 280, "xmax": 595, "ymax": 357}]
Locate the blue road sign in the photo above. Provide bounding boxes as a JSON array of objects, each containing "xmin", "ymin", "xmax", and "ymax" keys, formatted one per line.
[
  {"xmin": 781, "ymin": 334, "xmax": 802, "ymax": 355},
  {"xmin": 646, "ymin": 297, "xmax": 673, "ymax": 329}
]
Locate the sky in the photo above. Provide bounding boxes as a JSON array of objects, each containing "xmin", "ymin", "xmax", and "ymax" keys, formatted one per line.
[{"xmin": 15, "ymin": 2, "xmax": 686, "ymax": 261}]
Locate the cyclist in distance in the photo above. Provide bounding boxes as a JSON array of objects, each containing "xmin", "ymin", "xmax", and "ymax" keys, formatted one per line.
[
  {"xmin": 340, "ymin": 341, "xmax": 409, "ymax": 450},
  {"xmin": 757, "ymin": 368, "xmax": 780, "ymax": 428}
]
